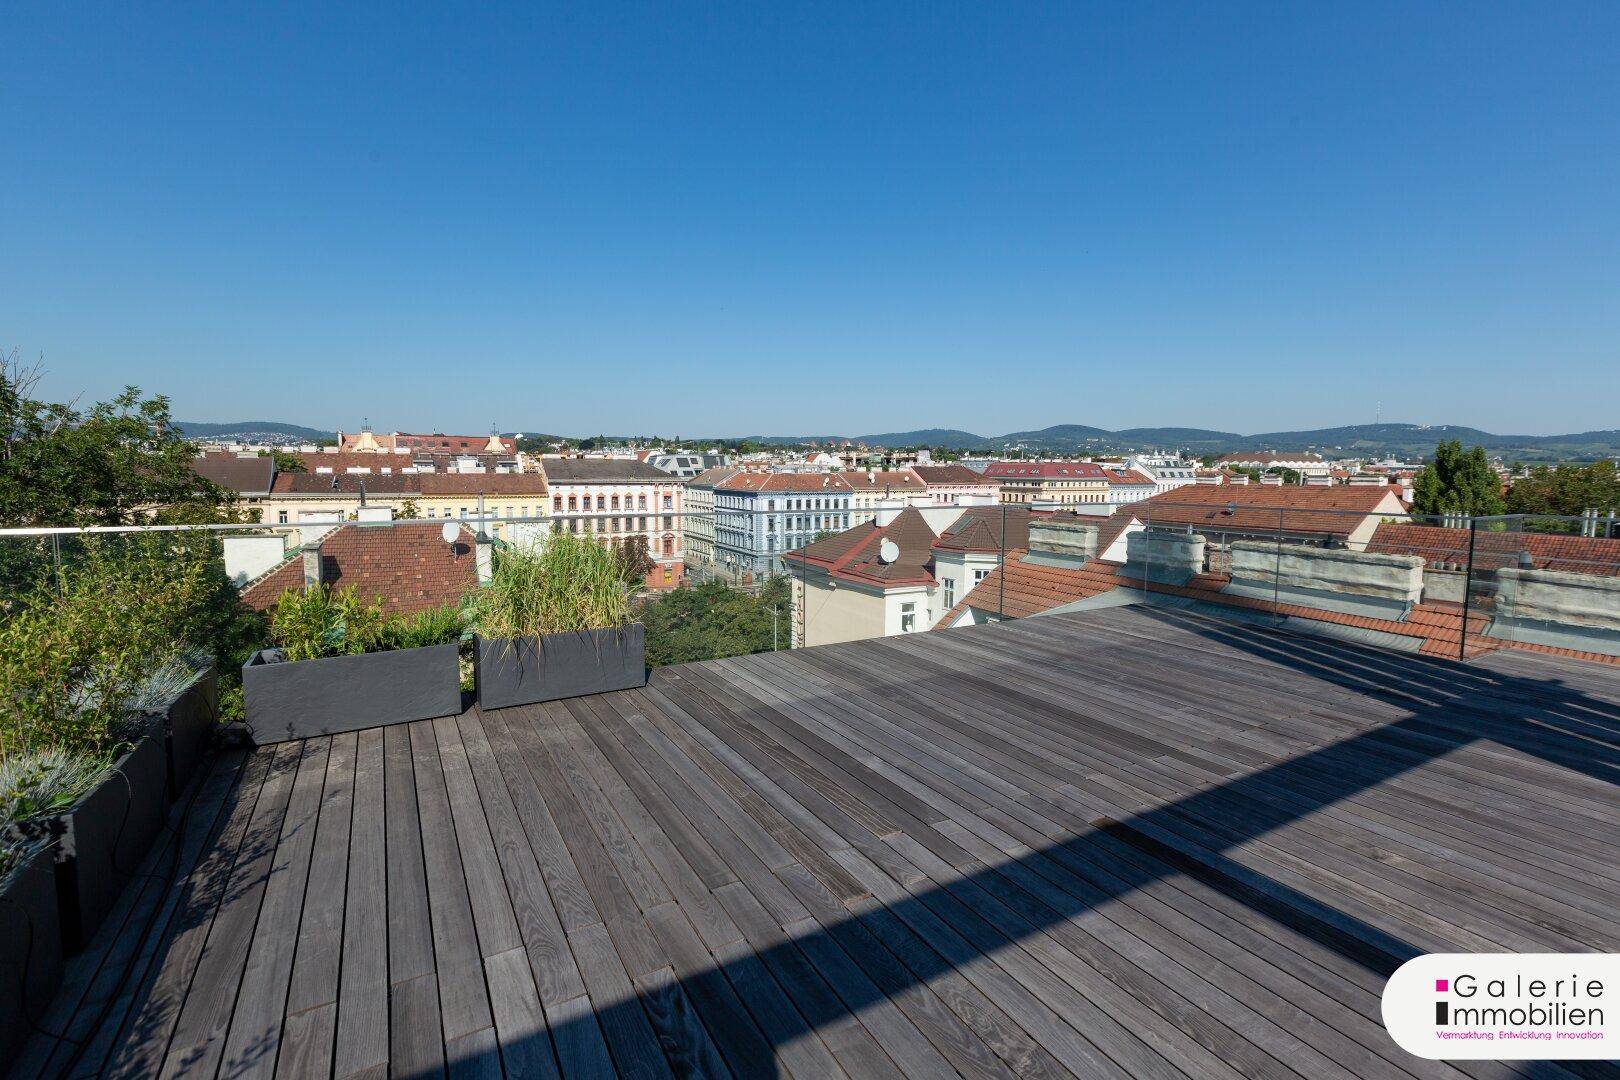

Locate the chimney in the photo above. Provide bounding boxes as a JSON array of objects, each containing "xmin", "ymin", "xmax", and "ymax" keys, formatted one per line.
[
  {"xmin": 1124, "ymin": 528, "xmax": 1207, "ymax": 585},
  {"xmin": 1026, "ymin": 520, "xmax": 1099, "ymax": 565},
  {"xmin": 476, "ymin": 529, "xmax": 494, "ymax": 585},
  {"xmin": 302, "ymin": 543, "xmax": 323, "ymax": 591}
]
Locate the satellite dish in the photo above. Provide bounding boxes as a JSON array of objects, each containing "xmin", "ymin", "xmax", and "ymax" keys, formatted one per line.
[
  {"xmin": 441, "ymin": 521, "xmax": 460, "ymax": 544},
  {"xmin": 878, "ymin": 539, "xmax": 900, "ymax": 564}
]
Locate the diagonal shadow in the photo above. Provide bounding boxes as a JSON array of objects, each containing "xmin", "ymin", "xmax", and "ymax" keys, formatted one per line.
[{"xmin": 86, "ymin": 609, "xmax": 1620, "ymax": 1079}]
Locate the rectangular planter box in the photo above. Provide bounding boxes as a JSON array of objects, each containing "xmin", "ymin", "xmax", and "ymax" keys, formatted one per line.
[
  {"xmin": 4, "ymin": 723, "xmax": 169, "ymax": 955},
  {"xmin": 159, "ymin": 663, "xmax": 218, "ymax": 800},
  {"xmin": 243, "ymin": 643, "xmax": 462, "ymax": 743},
  {"xmin": 474, "ymin": 624, "xmax": 646, "ymax": 710},
  {"xmin": 0, "ymin": 845, "xmax": 64, "ymax": 1060}
]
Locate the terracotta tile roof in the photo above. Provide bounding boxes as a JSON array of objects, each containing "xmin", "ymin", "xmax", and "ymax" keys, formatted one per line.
[
  {"xmin": 931, "ymin": 506, "xmax": 1062, "ymax": 554},
  {"xmin": 788, "ymin": 507, "xmax": 937, "ymax": 587},
  {"xmin": 716, "ymin": 473, "xmax": 854, "ymax": 494},
  {"xmin": 983, "ymin": 461, "xmax": 1108, "ymax": 480},
  {"xmin": 909, "ymin": 464, "xmax": 989, "ymax": 486},
  {"xmin": 1100, "ymin": 467, "xmax": 1156, "ymax": 487},
  {"xmin": 937, "ymin": 552, "xmax": 1131, "ymax": 625},
  {"xmin": 1367, "ymin": 523, "xmax": 1620, "ymax": 576},
  {"xmin": 269, "ymin": 472, "xmax": 547, "ymax": 495},
  {"xmin": 192, "ymin": 453, "xmax": 275, "ymax": 495},
  {"xmin": 538, "ymin": 458, "xmax": 672, "ymax": 483},
  {"xmin": 834, "ymin": 470, "xmax": 927, "ymax": 493},
  {"xmin": 1122, "ymin": 483, "xmax": 1405, "ymax": 538},
  {"xmin": 240, "ymin": 523, "xmax": 479, "ymax": 617}
]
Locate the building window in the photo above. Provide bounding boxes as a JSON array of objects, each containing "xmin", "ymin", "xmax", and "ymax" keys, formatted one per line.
[
  {"xmin": 943, "ymin": 578, "xmax": 955, "ymax": 608},
  {"xmin": 596, "ymin": 494, "xmax": 606, "ymax": 511},
  {"xmin": 662, "ymin": 536, "xmax": 674, "ymax": 557},
  {"xmin": 611, "ymin": 494, "xmax": 620, "ymax": 510},
  {"xmin": 554, "ymin": 496, "xmax": 562, "ymax": 512},
  {"xmin": 662, "ymin": 494, "xmax": 672, "ymax": 509},
  {"xmin": 901, "ymin": 602, "xmax": 916, "ymax": 634},
  {"xmin": 638, "ymin": 494, "xmax": 647, "ymax": 510},
  {"xmin": 568, "ymin": 495, "xmax": 577, "ymax": 511},
  {"xmin": 277, "ymin": 510, "xmax": 289, "ymax": 524},
  {"xmin": 972, "ymin": 568, "xmax": 991, "ymax": 584}
]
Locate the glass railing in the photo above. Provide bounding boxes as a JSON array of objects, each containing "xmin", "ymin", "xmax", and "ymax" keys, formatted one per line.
[{"xmin": 4, "ymin": 496, "xmax": 1617, "ymax": 744}]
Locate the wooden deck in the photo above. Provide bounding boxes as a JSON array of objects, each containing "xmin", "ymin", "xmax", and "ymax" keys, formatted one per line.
[{"xmin": 15, "ymin": 607, "xmax": 1620, "ymax": 1079}]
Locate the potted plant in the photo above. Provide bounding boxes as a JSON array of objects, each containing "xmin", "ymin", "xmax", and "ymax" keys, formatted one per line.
[
  {"xmin": 0, "ymin": 838, "xmax": 62, "ymax": 1060},
  {"xmin": 242, "ymin": 587, "xmax": 464, "ymax": 742},
  {"xmin": 468, "ymin": 532, "xmax": 646, "ymax": 709},
  {"xmin": 0, "ymin": 541, "xmax": 209, "ymax": 953}
]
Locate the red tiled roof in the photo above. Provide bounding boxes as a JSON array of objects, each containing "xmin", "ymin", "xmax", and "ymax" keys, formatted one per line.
[
  {"xmin": 1100, "ymin": 467, "xmax": 1156, "ymax": 487},
  {"xmin": 1367, "ymin": 523, "xmax": 1620, "ymax": 576},
  {"xmin": 788, "ymin": 507, "xmax": 937, "ymax": 587},
  {"xmin": 241, "ymin": 523, "xmax": 479, "ymax": 617},
  {"xmin": 1119, "ymin": 483, "xmax": 1405, "ymax": 538},
  {"xmin": 834, "ymin": 470, "xmax": 927, "ymax": 493},
  {"xmin": 931, "ymin": 506, "xmax": 1061, "ymax": 554},
  {"xmin": 937, "ymin": 551, "xmax": 1130, "ymax": 625}
]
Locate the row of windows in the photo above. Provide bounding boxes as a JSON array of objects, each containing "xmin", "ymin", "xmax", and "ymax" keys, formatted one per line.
[{"xmin": 555, "ymin": 492, "xmax": 674, "ymax": 512}]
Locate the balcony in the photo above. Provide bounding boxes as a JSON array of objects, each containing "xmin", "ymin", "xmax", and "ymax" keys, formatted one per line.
[{"xmin": 15, "ymin": 603, "xmax": 1618, "ymax": 1078}]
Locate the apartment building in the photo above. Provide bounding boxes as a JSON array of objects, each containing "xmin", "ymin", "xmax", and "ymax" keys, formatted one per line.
[
  {"xmin": 984, "ymin": 460, "xmax": 1111, "ymax": 506},
  {"xmin": 839, "ymin": 469, "xmax": 928, "ymax": 526},
  {"xmin": 712, "ymin": 472, "xmax": 853, "ymax": 581},
  {"xmin": 644, "ymin": 451, "xmax": 730, "ymax": 479},
  {"xmin": 910, "ymin": 464, "xmax": 1002, "ymax": 505},
  {"xmin": 257, "ymin": 472, "xmax": 550, "ymax": 532},
  {"xmin": 1100, "ymin": 466, "xmax": 1158, "ymax": 504},
  {"xmin": 1128, "ymin": 454, "xmax": 1199, "ymax": 495},
  {"xmin": 786, "ymin": 507, "xmax": 941, "ymax": 647},
  {"xmin": 539, "ymin": 457, "xmax": 685, "ymax": 587},
  {"xmin": 682, "ymin": 466, "xmax": 742, "ymax": 581}
]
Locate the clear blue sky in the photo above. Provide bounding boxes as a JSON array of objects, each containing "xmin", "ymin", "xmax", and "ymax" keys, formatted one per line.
[{"xmin": 4, "ymin": 3, "xmax": 1617, "ymax": 438}]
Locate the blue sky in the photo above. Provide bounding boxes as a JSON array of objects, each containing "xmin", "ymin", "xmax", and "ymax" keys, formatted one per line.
[{"xmin": 4, "ymin": 3, "xmax": 1617, "ymax": 437}]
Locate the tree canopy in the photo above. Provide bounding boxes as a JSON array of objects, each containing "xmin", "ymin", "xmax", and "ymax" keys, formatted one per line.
[
  {"xmin": 1410, "ymin": 440, "xmax": 1505, "ymax": 517},
  {"xmin": 0, "ymin": 352, "xmax": 236, "ymax": 527},
  {"xmin": 639, "ymin": 577, "xmax": 790, "ymax": 666},
  {"xmin": 1505, "ymin": 461, "xmax": 1620, "ymax": 519}
]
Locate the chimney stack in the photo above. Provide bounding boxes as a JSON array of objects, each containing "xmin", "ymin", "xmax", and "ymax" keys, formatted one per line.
[{"xmin": 302, "ymin": 543, "xmax": 323, "ymax": 591}]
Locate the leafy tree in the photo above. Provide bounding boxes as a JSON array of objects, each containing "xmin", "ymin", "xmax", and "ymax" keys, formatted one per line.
[
  {"xmin": 639, "ymin": 577, "xmax": 791, "ymax": 666},
  {"xmin": 1410, "ymin": 440, "xmax": 1505, "ymax": 517},
  {"xmin": 613, "ymin": 534, "xmax": 654, "ymax": 585},
  {"xmin": 1269, "ymin": 467, "xmax": 1302, "ymax": 485},
  {"xmin": 268, "ymin": 449, "xmax": 307, "ymax": 473},
  {"xmin": 1505, "ymin": 461, "xmax": 1620, "ymax": 518},
  {"xmin": 0, "ymin": 351, "xmax": 235, "ymax": 527},
  {"xmin": 399, "ymin": 498, "xmax": 421, "ymax": 520}
]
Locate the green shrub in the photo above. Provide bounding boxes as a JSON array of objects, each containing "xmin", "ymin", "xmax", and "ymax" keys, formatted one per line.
[
  {"xmin": 268, "ymin": 586, "xmax": 464, "ymax": 659},
  {"xmin": 468, "ymin": 533, "xmax": 632, "ymax": 639},
  {"xmin": 379, "ymin": 604, "xmax": 466, "ymax": 651},
  {"xmin": 0, "ymin": 747, "xmax": 110, "ymax": 823},
  {"xmin": 268, "ymin": 585, "xmax": 387, "ymax": 660}
]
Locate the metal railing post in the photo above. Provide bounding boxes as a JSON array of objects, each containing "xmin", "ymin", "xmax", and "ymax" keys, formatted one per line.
[
  {"xmin": 997, "ymin": 503, "xmax": 1007, "ymax": 623},
  {"xmin": 1459, "ymin": 515, "xmax": 1478, "ymax": 661}
]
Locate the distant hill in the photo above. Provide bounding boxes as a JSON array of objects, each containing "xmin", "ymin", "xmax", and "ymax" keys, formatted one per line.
[
  {"xmin": 738, "ymin": 423, "xmax": 1620, "ymax": 461},
  {"xmin": 175, "ymin": 420, "xmax": 334, "ymax": 443}
]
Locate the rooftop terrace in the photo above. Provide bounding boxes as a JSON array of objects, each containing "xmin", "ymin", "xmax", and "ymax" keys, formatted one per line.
[{"xmin": 18, "ymin": 607, "xmax": 1620, "ymax": 1079}]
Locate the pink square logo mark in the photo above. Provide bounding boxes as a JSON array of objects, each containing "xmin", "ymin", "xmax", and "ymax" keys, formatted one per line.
[{"xmin": 1435, "ymin": 979, "xmax": 1449, "ymax": 992}]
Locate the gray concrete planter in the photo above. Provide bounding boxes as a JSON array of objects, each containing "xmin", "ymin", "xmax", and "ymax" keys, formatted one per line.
[
  {"xmin": 158, "ymin": 663, "xmax": 218, "ymax": 800},
  {"xmin": 4, "ymin": 722, "xmax": 168, "ymax": 954},
  {"xmin": 0, "ymin": 845, "xmax": 64, "ymax": 1060},
  {"xmin": 474, "ymin": 624, "xmax": 646, "ymax": 709},
  {"xmin": 243, "ymin": 643, "xmax": 462, "ymax": 743}
]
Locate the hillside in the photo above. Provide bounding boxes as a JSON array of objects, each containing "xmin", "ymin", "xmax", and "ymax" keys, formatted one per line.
[{"xmin": 175, "ymin": 420, "xmax": 334, "ymax": 443}]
